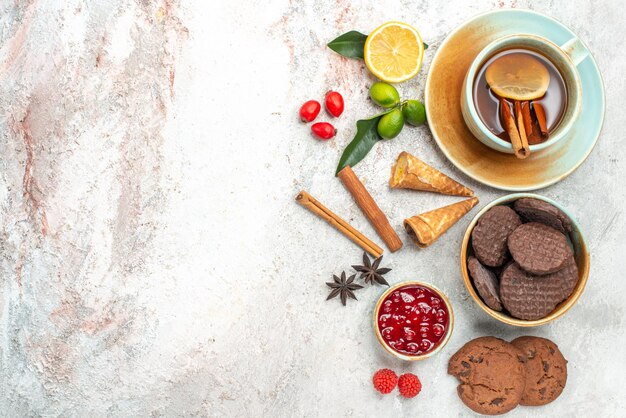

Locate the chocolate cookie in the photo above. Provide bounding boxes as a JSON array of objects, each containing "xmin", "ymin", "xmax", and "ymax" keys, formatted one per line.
[
  {"xmin": 499, "ymin": 262, "xmax": 573, "ymax": 320},
  {"xmin": 448, "ymin": 337, "xmax": 526, "ymax": 415},
  {"xmin": 514, "ymin": 198, "xmax": 572, "ymax": 234},
  {"xmin": 511, "ymin": 336, "xmax": 567, "ymax": 406},
  {"xmin": 472, "ymin": 206, "xmax": 522, "ymax": 267},
  {"xmin": 467, "ymin": 256, "xmax": 502, "ymax": 311},
  {"xmin": 508, "ymin": 222, "xmax": 573, "ymax": 275},
  {"xmin": 549, "ymin": 255, "xmax": 579, "ymax": 301}
]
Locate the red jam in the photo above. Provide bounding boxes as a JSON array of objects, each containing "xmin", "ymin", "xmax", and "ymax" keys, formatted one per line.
[{"xmin": 377, "ymin": 284, "xmax": 450, "ymax": 356}]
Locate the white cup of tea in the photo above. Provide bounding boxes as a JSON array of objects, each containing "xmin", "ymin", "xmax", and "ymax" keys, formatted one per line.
[{"xmin": 461, "ymin": 34, "xmax": 588, "ymax": 154}]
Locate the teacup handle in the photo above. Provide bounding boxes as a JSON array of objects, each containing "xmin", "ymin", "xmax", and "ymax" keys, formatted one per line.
[{"xmin": 560, "ymin": 37, "xmax": 588, "ymax": 66}]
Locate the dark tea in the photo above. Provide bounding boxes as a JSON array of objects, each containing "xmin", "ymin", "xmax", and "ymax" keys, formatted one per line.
[{"xmin": 473, "ymin": 48, "xmax": 567, "ymax": 143}]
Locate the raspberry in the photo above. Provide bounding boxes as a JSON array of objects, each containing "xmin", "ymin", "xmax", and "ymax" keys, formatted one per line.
[
  {"xmin": 398, "ymin": 373, "xmax": 422, "ymax": 398},
  {"xmin": 372, "ymin": 369, "xmax": 398, "ymax": 394}
]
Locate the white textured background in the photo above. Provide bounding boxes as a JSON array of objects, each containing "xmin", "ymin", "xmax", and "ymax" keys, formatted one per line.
[{"xmin": 1, "ymin": 0, "xmax": 625, "ymax": 416}]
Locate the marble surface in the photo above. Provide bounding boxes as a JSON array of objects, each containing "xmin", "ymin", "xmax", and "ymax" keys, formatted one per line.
[{"xmin": 1, "ymin": 0, "xmax": 624, "ymax": 416}]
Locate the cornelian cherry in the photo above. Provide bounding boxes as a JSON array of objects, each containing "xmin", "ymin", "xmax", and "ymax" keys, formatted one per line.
[
  {"xmin": 325, "ymin": 91, "xmax": 344, "ymax": 117},
  {"xmin": 311, "ymin": 122, "xmax": 336, "ymax": 140},
  {"xmin": 299, "ymin": 100, "xmax": 321, "ymax": 122}
]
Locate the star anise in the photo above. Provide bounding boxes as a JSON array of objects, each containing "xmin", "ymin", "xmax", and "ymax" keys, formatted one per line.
[
  {"xmin": 352, "ymin": 252, "xmax": 391, "ymax": 286},
  {"xmin": 326, "ymin": 271, "xmax": 363, "ymax": 306}
]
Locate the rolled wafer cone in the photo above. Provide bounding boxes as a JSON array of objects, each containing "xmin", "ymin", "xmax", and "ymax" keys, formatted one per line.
[
  {"xmin": 390, "ymin": 151, "xmax": 474, "ymax": 197},
  {"xmin": 404, "ymin": 197, "xmax": 479, "ymax": 248}
]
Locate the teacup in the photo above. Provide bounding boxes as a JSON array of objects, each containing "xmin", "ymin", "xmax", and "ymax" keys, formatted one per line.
[{"xmin": 461, "ymin": 34, "xmax": 588, "ymax": 154}]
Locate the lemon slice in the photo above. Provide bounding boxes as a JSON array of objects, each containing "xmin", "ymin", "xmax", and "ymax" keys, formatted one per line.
[
  {"xmin": 364, "ymin": 22, "xmax": 424, "ymax": 83},
  {"xmin": 485, "ymin": 54, "xmax": 550, "ymax": 101}
]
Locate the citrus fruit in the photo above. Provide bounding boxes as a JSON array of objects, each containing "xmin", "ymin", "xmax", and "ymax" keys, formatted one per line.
[
  {"xmin": 377, "ymin": 108, "xmax": 404, "ymax": 139},
  {"xmin": 485, "ymin": 54, "xmax": 550, "ymax": 101},
  {"xmin": 369, "ymin": 82, "xmax": 400, "ymax": 108},
  {"xmin": 364, "ymin": 22, "xmax": 424, "ymax": 83},
  {"xmin": 402, "ymin": 100, "xmax": 426, "ymax": 126}
]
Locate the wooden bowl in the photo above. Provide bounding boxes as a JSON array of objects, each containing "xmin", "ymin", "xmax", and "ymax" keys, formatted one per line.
[
  {"xmin": 373, "ymin": 281, "xmax": 454, "ymax": 361},
  {"xmin": 460, "ymin": 193, "xmax": 590, "ymax": 326}
]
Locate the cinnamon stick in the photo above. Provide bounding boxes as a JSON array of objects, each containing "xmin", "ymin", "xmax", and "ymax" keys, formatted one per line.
[
  {"xmin": 533, "ymin": 102, "xmax": 549, "ymax": 136},
  {"xmin": 527, "ymin": 112, "xmax": 544, "ymax": 145},
  {"xmin": 520, "ymin": 101, "xmax": 533, "ymax": 135},
  {"xmin": 514, "ymin": 100, "xmax": 530, "ymax": 157},
  {"xmin": 296, "ymin": 190, "xmax": 383, "ymax": 258},
  {"xmin": 338, "ymin": 166, "xmax": 403, "ymax": 252},
  {"xmin": 499, "ymin": 97, "xmax": 529, "ymax": 159}
]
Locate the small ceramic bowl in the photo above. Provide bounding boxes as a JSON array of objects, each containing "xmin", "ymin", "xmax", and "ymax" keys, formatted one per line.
[
  {"xmin": 460, "ymin": 193, "xmax": 590, "ymax": 326},
  {"xmin": 373, "ymin": 281, "xmax": 454, "ymax": 361}
]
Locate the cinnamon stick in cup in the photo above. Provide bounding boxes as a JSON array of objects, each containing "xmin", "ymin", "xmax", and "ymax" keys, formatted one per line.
[
  {"xmin": 499, "ymin": 97, "xmax": 529, "ymax": 160},
  {"xmin": 296, "ymin": 190, "xmax": 383, "ymax": 258},
  {"xmin": 533, "ymin": 102, "xmax": 549, "ymax": 136},
  {"xmin": 520, "ymin": 101, "xmax": 534, "ymax": 135},
  {"xmin": 514, "ymin": 100, "xmax": 530, "ymax": 155},
  {"xmin": 338, "ymin": 166, "xmax": 403, "ymax": 252},
  {"xmin": 522, "ymin": 101, "xmax": 543, "ymax": 145}
]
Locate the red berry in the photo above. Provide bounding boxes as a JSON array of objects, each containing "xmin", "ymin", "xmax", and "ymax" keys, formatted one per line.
[
  {"xmin": 299, "ymin": 100, "xmax": 321, "ymax": 122},
  {"xmin": 325, "ymin": 91, "xmax": 344, "ymax": 117},
  {"xmin": 311, "ymin": 122, "xmax": 336, "ymax": 140},
  {"xmin": 372, "ymin": 369, "xmax": 398, "ymax": 394},
  {"xmin": 398, "ymin": 373, "xmax": 422, "ymax": 398}
]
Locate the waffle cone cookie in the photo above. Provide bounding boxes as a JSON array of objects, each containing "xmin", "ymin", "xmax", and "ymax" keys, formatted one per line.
[
  {"xmin": 404, "ymin": 197, "xmax": 479, "ymax": 248},
  {"xmin": 390, "ymin": 151, "xmax": 474, "ymax": 197}
]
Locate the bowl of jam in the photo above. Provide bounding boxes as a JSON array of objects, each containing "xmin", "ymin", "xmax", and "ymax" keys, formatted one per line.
[
  {"xmin": 373, "ymin": 281, "xmax": 454, "ymax": 361},
  {"xmin": 374, "ymin": 281, "xmax": 454, "ymax": 361}
]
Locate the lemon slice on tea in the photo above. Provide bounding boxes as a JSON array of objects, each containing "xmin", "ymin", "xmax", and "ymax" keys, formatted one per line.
[
  {"xmin": 364, "ymin": 22, "xmax": 424, "ymax": 83},
  {"xmin": 485, "ymin": 54, "xmax": 550, "ymax": 101}
]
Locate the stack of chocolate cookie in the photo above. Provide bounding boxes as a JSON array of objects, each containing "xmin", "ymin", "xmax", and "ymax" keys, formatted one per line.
[
  {"xmin": 449, "ymin": 336, "xmax": 568, "ymax": 415},
  {"xmin": 468, "ymin": 198, "xmax": 579, "ymax": 320}
]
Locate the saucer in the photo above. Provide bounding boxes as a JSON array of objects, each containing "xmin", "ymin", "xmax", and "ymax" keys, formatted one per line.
[{"xmin": 425, "ymin": 9, "xmax": 605, "ymax": 191}]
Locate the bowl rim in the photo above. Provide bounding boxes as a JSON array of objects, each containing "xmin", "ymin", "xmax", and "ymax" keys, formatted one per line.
[
  {"xmin": 372, "ymin": 281, "xmax": 454, "ymax": 361},
  {"xmin": 460, "ymin": 193, "xmax": 590, "ymax": 327}
]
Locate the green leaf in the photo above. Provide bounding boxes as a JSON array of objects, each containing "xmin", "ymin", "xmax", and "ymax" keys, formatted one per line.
[
  {"xmin": 327, "ymin": 31, "xmax": 367, "ymax": 59},
  {"xmin": 335, "ymin": 110, "xmax": 392, "ymax": 175},
  {"xmin": 423, "ymin": 42, "xmax": 429, "ymax": 50}
]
